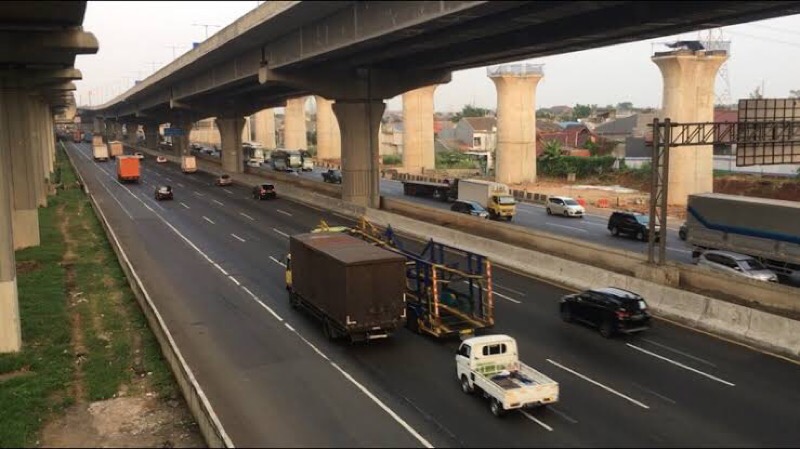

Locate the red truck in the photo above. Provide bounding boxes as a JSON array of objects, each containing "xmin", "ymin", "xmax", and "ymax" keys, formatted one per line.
[{"xmin": 116, "ymin": 156, "xmax": 140, "ymax": 183}]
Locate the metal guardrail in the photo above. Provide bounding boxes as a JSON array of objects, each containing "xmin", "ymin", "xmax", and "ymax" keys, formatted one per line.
[{"xmin": 487, "ymin": 63, "xmax": 544, "ymax": 77}]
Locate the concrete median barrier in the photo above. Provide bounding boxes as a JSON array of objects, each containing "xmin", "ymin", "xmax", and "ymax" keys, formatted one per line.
[
  {"xmin": 745, "ymin": 310, "xmax": 800, "ymax": 358},
  {"xmin": 697, "ymin": 299, "xmax": 752, "ymax": 337}
]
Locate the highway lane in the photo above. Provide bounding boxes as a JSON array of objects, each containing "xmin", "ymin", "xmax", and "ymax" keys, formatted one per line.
[
  {"xmin": 286, "ymin": 166, "xmax": 696, "ymax": 264},
  {"xmin": 70, "ymin": 143, "xmax": 800, "ymax": 447},
  {"xmin": 68, "ymin": 143, "xmax": 439, "ymax": 448}
]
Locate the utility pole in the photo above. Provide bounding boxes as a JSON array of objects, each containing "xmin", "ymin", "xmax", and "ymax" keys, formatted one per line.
[
  {"xmin": 165, "ymin": 44, "xmax": 185, "ymax": 60},
  {"xmin": 192, "ymin": 23, "xmax": 221, "ymax": 40},
  {"xmin": 146, "ymin": 61, "xmax": 163, "ymax": 74}
]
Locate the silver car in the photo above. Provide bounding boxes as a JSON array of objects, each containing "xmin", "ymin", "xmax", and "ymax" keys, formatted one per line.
[
  {"xmin": 696, "ymin": 250, "xmax": 778, "ymax": 282},
  {"xmin": 546, "ymin": 196, "xmax": 585, "ymax": 218}
]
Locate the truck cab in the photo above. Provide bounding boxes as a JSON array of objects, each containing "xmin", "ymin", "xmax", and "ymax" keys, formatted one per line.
[
  {"xmin": 456, "ymin": 334, "xmax": 559, "ymax": 417},
  {"xmin": 489, "ymin": 194, "xmax": 516, "ymax": 221}
]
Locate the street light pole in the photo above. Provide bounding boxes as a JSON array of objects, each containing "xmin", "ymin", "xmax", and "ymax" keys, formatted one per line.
[{"xmin": 192, "ymin": 23, "xmax": 221, "ymax": 40}]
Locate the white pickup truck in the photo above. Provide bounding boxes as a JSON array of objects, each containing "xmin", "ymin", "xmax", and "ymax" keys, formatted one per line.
[{"xmin": 456, "ymin": 334, "xmax": 559, "ymax": 417}]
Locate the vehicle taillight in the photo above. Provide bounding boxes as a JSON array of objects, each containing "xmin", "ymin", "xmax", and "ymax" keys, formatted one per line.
[{"xmin": 615, "ymin": 310, "xmax": 630, "ymax": 320}]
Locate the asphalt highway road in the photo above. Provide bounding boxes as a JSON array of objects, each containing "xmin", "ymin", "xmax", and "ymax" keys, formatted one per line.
[
  {"xmin": 68, "ymin": 142, "xmax": 800, "ymax": 447},
  {"xmin": 288, "ymin": 167, "xmax": 695, "ymax": 264}
]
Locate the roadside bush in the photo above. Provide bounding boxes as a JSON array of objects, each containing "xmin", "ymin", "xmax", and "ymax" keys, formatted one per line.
[
  {"xmin": 382, "ymin": 154, "xmax": 402, "ymax": 165},
  {"xmin": 537, "ymin": 155, "xmax": 617, "ymax": 178}
]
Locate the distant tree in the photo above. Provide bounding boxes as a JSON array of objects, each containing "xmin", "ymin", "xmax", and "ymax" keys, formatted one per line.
[
  {"xmin": 790, "ymin": 90, "xmax": 800, "ymax": 99},
  {"xmin": 583, "ymin": 140, "xmax": 600, "ymax": 156},
  {"xmin": 572, "ymin": 104, "xmax": 592, "ymax": 120},
  {"xmin": 451, "ymin": 104, "xmax": 491, "ymax": 123},
  {"xmin": 540, "ymin": 140, "xmax": 563, "ymax": 161},
  {"xmin": 749, "ymin": 86, "xmax": 764, "ymax": 100},
  {"xmin": 616, "ymin": 101, "xmax": 634, "ymax": 110},
  {"xmin": 536, "ymin": 108, "xmax": 554, "ymax": 119}
]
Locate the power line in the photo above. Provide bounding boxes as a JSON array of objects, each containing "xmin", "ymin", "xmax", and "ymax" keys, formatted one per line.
[
  {"xmin": 744, "ymin": 22, "xmax": 800, "ymax": 37},
  {"xmin": 724, "ymin": 29, "xmax": 800, "ymax": 48}
]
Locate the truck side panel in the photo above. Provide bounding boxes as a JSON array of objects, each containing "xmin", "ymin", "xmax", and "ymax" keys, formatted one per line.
[
  {"xmin": 687, "ymin": 193, "xmax": 800, "ymax": 263},
  {"xmin": 345, "ymin": 261, "xmax": 406, "ymax": 329}
]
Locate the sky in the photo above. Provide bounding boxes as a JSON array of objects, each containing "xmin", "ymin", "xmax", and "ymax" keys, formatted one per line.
[{"xmin": 74, "ymin": 2, "xmax": 800, "ymax": 114}]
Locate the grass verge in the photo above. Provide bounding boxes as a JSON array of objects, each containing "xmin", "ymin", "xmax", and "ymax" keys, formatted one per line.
[{"xmin": 0, "ymin": 144, "xmax": 182, "ymax": 446}]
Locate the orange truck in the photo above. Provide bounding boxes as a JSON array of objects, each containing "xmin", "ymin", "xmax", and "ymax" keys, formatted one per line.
[{"xmin": 117, "ymin": 156, "xmax": 140, "ymax": 183}]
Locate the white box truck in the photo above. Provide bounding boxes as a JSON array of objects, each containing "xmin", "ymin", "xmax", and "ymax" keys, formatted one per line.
[
  {"xmin": 92, "ymin": 144, "xmax": 109, "ymax": 162},
  {"xmin": 456, "ymin": 334, "xmax": 559, "ymax": 417},
  {"xmin": 181, "ymin": 155, "xmax": 197, "ymax": 173},
  {"xmin": 456, "ymin": 179, "xmax": 517, "ymax": 221}
]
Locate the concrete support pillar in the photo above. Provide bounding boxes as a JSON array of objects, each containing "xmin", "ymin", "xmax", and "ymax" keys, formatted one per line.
[
  {"xmin": 171, "ymin": 119, "xmax": 194, "ymax": 156},
  {"xmin": 143, "ymin": 123, "xmax": 159, "ymax": 150},
  {"xmin": 45, "ymin": 111, "xmax": 55, "ymax": 176},
  {"xmin": 253, "ymin": 109, "xmax": 276, "ymax": 149},
  {"xmin": 490, "ymin": 66, "xmax": 543, "ymax": 185},
  {"xmin": 0, "ymin": 84, "xmax": 23, "ymax": 352},
  {"xmin": 284, "ymin": 97, "xmax": 307, "ymax": 150},
  {"xmin": 332, "ymin": 100, "xmax": 385, "ymax": 208},
  {"xmin": 402, "ymin": 85, "xmax": 437, "ymax": 174},
  {"xmin": 28, "ymin": 98, "xmax": 47, "ymax": 208},
  {"xmin": 0, "ymin": 91, "xmax": 40, "ymax": 250},
  {"xmin": 315, "ymin": 96, "xmax": 341, "ymax": 161},
  {"xmin": 0, "ymin": 100, "xmax": 22, "ymax": 353},
  {"xmin": 112, "ymin": 122, "xmax": 123, "ymax": 141},
  {"xmin": 125, "ymin": 123, "xmax": 139, "ymax": 147},
  {"xmin": 104, "ymin": 120, "xmax": 114, "ymax": 141},
  {"xmin": 217, "ymin": 116, "xmax": 245, "ymax": 173},
  {"xmin": 653, "ymin": 51, "xmax": 728, "ymax": 206},
  {"xmin": 93, "ymin": 116, "xmax": 103, "ymax": 134}
]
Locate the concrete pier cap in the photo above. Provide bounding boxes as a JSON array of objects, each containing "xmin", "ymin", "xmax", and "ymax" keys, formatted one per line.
[
  {"xmin": 489, "ymin": 63, "xmax": 544, "ymax": 185},
  {"xmin": 652, "ymin": 45, "xmax": 728, "ymax": 206}
]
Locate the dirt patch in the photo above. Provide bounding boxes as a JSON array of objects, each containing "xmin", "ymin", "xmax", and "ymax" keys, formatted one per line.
[
  {"xmin": 15, "ymin": 260, "xmax": 42, "ymax": 275},
  {"xmin": 714, "ymin": 175, "xmax": 800, "ymax": 201},
  {"xmin": 40, "ymin": 396, "xmax": 202, "ymax": 448},
  {"xmin": 59, "ymin": 206, "xmax": 88, "ymax": 403},
  {"xmin": 0, "ymin": 366, "xmax": 32, "ymax": 384}
]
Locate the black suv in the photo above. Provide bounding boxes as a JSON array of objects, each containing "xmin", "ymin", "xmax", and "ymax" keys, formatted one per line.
[
  {"xmin": 252, "ymin": 183, "xmax": 276, "ymax": 200},
  {"xmin": 559, "ymin": 287, "xmax": 651, "ymax": 338},
  {"xmin": 607, "ymin": 211, "xmax": 660, "ymax": 241},
  {"xmin": 322, "ymin": 169, "xmax": 342, "ymax": 184}
]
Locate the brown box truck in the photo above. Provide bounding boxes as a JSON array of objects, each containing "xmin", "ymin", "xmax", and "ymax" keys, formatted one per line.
[
  {"xmin": 286, "ymin": 232, "xmax": 407, "ymax": 342},
  {"xmin": 116, "ymin": 156, "xmax": 140, "ymax": 183},
  {"xmin": 107, "ymin": 141, "xmax": 124, "ymax": 159}
]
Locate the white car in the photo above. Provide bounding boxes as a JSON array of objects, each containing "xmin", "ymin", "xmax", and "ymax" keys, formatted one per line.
[
  {"xmin": 246, "ymin": 158, "xmax": 262, "ymax": 168},
  {"xmin": 133, "ymin": 152, "xmax": 144, "ymax": 160},
  {"xmin": 546, "ymin": 196, "xmax": 585, "ymax": 218},
  {"xmin": 696, "ymin": 250, "xmax": 778, "ymax": 282}
]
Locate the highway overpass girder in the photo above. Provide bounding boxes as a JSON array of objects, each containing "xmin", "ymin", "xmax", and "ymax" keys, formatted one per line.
[{"xmin": 258, "ymin": 66, "xmax": 452, "ymax": 101}]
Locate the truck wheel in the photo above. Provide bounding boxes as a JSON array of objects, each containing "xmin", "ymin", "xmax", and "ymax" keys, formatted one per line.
[
  {"xmin": 322, "ymin": 319, "xmax": 335, "ymax": 340},
  {"xmin": 560, "ymin": 304, "xmax": 573, "ymax": 323},
  {"xmin": 636, "ymin": 231, "xmax": 645, "ymax": 241},
  {"xmin": 600, "ymin": 320, "xmax": 615, "ymax": 339},
  {"xmin": 546, "ymin": 208, "xmax": 552, "ymax": 215},
  {"xmin": 288, "ymin": 292, "xmax": 299, "ymax": 309},
  {"xmin": 490, "ymin": 398, "xmax": 505, "ymax": 417},
  {"xmin": 406, "ymin": 309, "xmax": 420, "ymax": 333},
  {"xmin": 460, "ymin": 375, "xmax": 474, "ymax": 395},
  {"xmin": 505, "ymin": 216, "xmax": 512, "ymax": 222}
]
